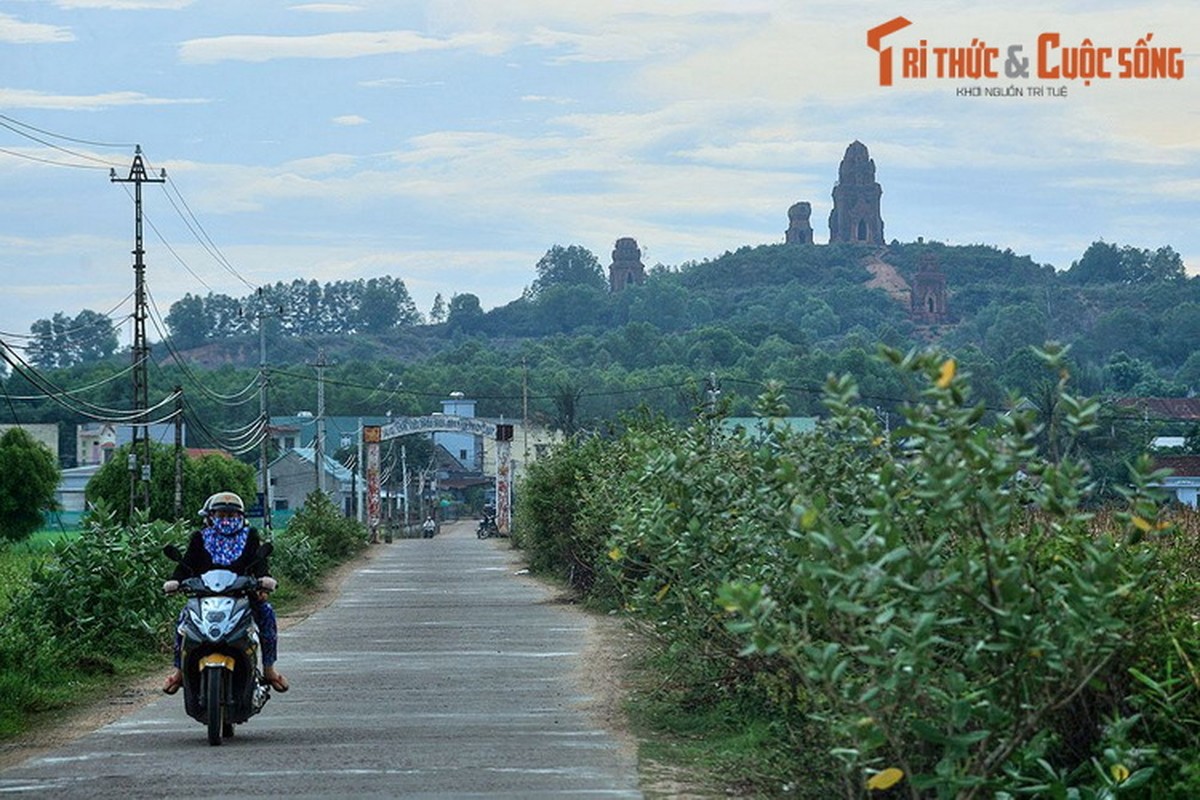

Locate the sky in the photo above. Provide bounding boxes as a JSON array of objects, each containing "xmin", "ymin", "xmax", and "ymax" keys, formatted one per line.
[{"xmin": 0, "ymin": 1, "xmax": 1197, "ymax": 350}]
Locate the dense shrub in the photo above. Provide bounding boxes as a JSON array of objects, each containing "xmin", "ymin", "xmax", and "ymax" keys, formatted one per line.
[
  {"xmin": 517, "ymin": 347, "xmax": 1200, "ymax": 798},
  {"xmin": 268, "ymin": 523, "xmax": 321, "ymax": 588},
  {"xmin": 283, "ymin": 490, "xmax": 367, "ymax": 565},
  {"xmin": 19, "ymin": 508, "xmax": 181, "ymax": 655}
]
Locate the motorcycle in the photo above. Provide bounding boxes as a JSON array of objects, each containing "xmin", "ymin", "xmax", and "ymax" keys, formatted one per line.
[
  {"xmin": 476, "ymin": 515, "xmax": 500, "ymax": 539},
  {"xmin": 163, "ymin": 542, "xmax": 274, "ymax": 746}
]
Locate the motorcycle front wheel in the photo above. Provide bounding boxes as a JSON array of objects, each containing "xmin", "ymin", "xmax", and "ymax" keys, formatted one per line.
[{"xmin": 205, "ymin": 668, "xmax": 225, "ymax": 746}]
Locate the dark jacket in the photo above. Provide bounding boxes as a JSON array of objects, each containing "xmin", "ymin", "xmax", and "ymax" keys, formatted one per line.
[{"xmin": 171, "ymin": 526, "xmax": 269, "ymax": 581}]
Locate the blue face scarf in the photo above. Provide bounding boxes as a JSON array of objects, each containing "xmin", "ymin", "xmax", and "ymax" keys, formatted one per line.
[{"xmin": 201, "ymin": 516, "xmax": 249, "ymax": 567}]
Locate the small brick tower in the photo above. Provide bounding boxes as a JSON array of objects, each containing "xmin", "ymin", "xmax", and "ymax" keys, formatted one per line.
[
  {"xmin": 785, "ymin": 201, "xmax": 814, "ymax": 244},
  {"xmin": 910, "ymin": 252, "xmax": 949, "ymax": 324},
  {"xmin": 608, "ymin": 237, "xmax": 646, "ymax": 292}
]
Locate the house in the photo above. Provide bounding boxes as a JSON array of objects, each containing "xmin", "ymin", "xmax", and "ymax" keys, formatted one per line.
[
  {"xmin": 77, "ymin": 422, "xmax": 182, "ymax": 466},
  {"xmin": 51, "ymin": 463, "xmax": 102, "ymax": 527},
  {"xmin": 264, "ymin": 447, "xmax": 354, "ymax": 521},
  {"xmin": 1150, "ymin": 455, "xmax": 1200, "ymax": 509},
  {"xmin": 1114, "ymin": 397, "xmax": 1200, "ymax": 422}
]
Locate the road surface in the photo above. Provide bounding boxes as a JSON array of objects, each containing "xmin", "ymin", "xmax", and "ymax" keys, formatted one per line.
[{"xmin": 0, "ymin": 520, "xmax": 643, "ymax": 799}]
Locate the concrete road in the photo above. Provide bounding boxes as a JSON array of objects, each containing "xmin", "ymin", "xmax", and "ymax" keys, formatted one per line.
[{"xmin": 0, "ymin": 521, "xmax": 643, "ymax": 799}]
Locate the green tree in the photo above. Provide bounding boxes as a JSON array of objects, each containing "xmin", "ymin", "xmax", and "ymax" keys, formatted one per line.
[
  {"xmin": 68, "ymin": 310, "xmax": 119, "ymax": 364},
  {"xmin": 528, "ymin": 244, "xmax": 606, "ymax": 298},
  {"xmin": 429, "ymin": 292, "xmax": 447, "ymax": 324},
  {"xmin": 165, "ymin": 293, "xmax": 212, "ymax": 349},
  {"xmin": 0, "ymin": 428, "xmax": 61, "ymax": 542},
  {"xmin": 1065, "ymin": 240, "xmax": 1125, "ymax": 284},
  {"xmin": 84, "ymin": 444, "xmax": 256, "ymax": 526},
  {"xmin": 446, "ymin": 293, "xmax": 485, "ymax": 332},
  {"xmin": 1104, "ymin": 351, "xmax": 1156, "ymax": 393},
  {"xmin": 1147, "ymin": 245, "xmax": 1186, "ymax": 282},
  {"xmin": 27, "ymin": 313, "xmax": 71, "ymax": 369}
]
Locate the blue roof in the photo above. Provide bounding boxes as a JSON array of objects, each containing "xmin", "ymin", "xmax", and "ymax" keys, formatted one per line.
[{"xmin": 279, "ymin": 447, "xmax": 353, "ymax": 482}]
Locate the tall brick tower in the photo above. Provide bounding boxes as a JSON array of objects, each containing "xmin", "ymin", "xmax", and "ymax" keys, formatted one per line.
[{"xmin": 828, "ymin": 141, "xmax": 885, "ymax": 245}]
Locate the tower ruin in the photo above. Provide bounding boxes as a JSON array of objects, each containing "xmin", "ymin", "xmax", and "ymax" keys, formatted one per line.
[
  {"xmin": 828, "ymin": 141, "xmax": 885, "ymax": 245},
  {"xmin": 784, "ymin": 201, "xmax": 814, "ymax": 244},
  {"xmin": 910, "ymin": 252, "xmax": 949, "ymax": 324},
  {"xmin": 608, "ymin": 237, "xmax": 646, "ymax": 292}
]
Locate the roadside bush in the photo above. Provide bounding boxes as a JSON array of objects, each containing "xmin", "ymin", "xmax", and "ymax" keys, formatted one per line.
[
  {"xmin": 520, "ymin": 346, "xmax": 1200, "ymax": 797},
  {"xmin": 20, "ymin": 507, "xmax": 181, "ymax": 657},
  {"xmin": 0, "ymin": 507, "xmax": 181, "ymax": 736},
  {"xmin": 269, "ymin": 523, "xmax": 321, "ymax": 588},
  {"xmin": 514, "ymin": 413, "xmax": 673, "ymax": 598},
  {"xmin": 284, "ymin": 491, "xmax": 367, "ymax": 565}
]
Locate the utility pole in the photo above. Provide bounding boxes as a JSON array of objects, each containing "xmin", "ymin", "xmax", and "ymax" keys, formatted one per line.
[
  {"xmin": 249, "ymin": 289, "xmax": 282, "ymax": 534},
  {"xmin": 522, "ymin": 356, "xmax": 529, "ymax": 467},
  {"xmin": 111, "ymin": 146, "xmax": 164, "ymax": 514},
  {"xmin": 705, "ymin": 372, "xmax": 721, "ymax": 416},
  {"xmin": 312, "ymin": 349, "xmax": 327, "ymax": 493},
  {"xmin": 174, "ymin": 386, "xmax": 184, "ymax": 519},
  {"xmin": 401, "ymin": 445, "xmax": 409, "ymax": 526}
]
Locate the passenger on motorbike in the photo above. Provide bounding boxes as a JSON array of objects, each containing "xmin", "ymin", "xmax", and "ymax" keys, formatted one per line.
[{"xmin": 161, "ymin": 491, "xmax": 289, "ymax": 694}]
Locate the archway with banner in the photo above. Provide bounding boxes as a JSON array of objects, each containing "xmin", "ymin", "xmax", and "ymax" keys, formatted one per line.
[{"xmin": 361, "ymin": 415, "xmax": 514, "ymax": 538}]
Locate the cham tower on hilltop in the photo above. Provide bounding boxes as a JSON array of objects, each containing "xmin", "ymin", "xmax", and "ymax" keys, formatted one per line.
[
  {"xmin": 828, "ymin": 140, "xmax": 885, "ymax": 245},
  {"xmin": 910, "ymin": 251, "xmax": 949, "ymax": 324},
  {"xmin": 784, "ymin": 201, "xmax": 814, "ymax": 244},
  {"xmin": 608, "ymin": 236, "xmax": 646, "ymax": 292}
]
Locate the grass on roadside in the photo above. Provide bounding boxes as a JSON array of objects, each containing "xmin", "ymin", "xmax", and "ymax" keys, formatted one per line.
[{"xmin": 620, "ymin": 634, "xmax": 841, "ymax": 800}]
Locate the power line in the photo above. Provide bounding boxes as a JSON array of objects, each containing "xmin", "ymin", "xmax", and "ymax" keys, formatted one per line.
[
  {"xmin": 0, "ymin": 113, "xmax": 136, "ymax": 149},
  {"xmin": 0, "ymin": 116, "xmax": 123, "ymax": 168}
]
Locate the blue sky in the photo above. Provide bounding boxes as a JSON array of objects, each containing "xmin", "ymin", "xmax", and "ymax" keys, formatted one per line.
[{"xmin": 0, "ymin": 1, "xmax": 1197, "ymax": 348}]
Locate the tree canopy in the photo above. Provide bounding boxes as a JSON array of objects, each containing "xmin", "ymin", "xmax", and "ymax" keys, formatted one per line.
[
  {"xmin": 0, "ymin": 428, "xmax": 61, "ymax": 542},
  {"xmin": 27, "ymin": 310, "xmax": 119, "ymax": 369},
  {"xmin": 528, "ymin": 244, "xmax": 607, "ymax": 298}
]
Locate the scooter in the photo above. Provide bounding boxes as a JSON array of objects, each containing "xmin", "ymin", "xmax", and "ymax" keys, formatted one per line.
[
  {"xmin": 163, "ymin": 543, "xmax": 274, "ymax": 745},
  {"xmin": 477, "ymin": 515, "xmax": 499, "ymax": 539}
]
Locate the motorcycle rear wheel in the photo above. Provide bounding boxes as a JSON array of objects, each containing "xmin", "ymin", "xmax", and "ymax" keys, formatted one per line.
[{"xmin": 205, "ymin": 669, "xmax": 225, "ymax": 746}]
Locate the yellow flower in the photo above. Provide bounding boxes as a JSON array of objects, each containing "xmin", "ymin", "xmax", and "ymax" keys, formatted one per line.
[
  {"xmin": 867, "ymin": 767, "xmax": 905, "ymax": 791},
  {"xmin": 936, "ymin": 358, "xmax": 956, "ymax": 388},
  {"xmin": 1110, "ymin": 763, "xmax": 1130, "ymax": 783},
  {"xmin": 608, "ymin": 546, "xmax": 623, "ymax": 561},
  {"xmin": 1131, "ymin": 516, "xmax": 1171, "ymax": 533}
]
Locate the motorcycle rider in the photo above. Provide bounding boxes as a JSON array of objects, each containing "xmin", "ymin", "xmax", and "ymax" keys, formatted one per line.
[{"xmin": 161, "ymin": 491, "xmax": 289, "ymax": 694}]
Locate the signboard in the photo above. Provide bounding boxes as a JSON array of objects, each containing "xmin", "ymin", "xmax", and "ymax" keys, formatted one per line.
[
  {"xmin": 495, "ymin": 438, "xmax": 511, "ymax": 535},
  {"xmin": 364, "ymin": 425, "xmax": 381, "ymax": 535}
]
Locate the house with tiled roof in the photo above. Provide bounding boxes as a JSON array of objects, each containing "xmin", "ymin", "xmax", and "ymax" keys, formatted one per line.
[{"xmin": 1114, "ymin": 397, "xmax": 1200, "ymax": 421}]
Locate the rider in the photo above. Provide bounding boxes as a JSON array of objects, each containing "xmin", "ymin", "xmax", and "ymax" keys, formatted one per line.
[{"xmin": 161, "ymin": 491, "xmax": 289, "ymax": 694}]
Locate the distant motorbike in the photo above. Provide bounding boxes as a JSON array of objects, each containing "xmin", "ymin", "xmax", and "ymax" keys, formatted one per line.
[
  {"xmin": 163, "ymin": 543, "xmax": 274, "ymax": 746},
  {"xmin": 477, "ymin": 515, "xmax": 500, "ymax": 539}
]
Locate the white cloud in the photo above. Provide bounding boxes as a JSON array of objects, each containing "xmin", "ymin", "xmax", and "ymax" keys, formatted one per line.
[
  {"xmin": 54, "ymin": 0, "xmax": 193, "ymax": 8},
  {"xmin": 178, "ymin": 30, "xmax": 508, "ymax": 64},
  {"xmin": 290, "ymin": 3, "xmax": 364, "ymax": 13},
  {"xmin": 332, "ymin": 114, "xmax": 369, "ymax": 126},
  {"xmin": 0, "ymin": 88, "xmax": 207, "ymax": 110},
  {"xmin": 520, "ymin": 94, "xmax": 574, "ymax": 105},
  {"xmin": 0, "ymin": 12, "xmax": 73, "ymax": 43}
]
